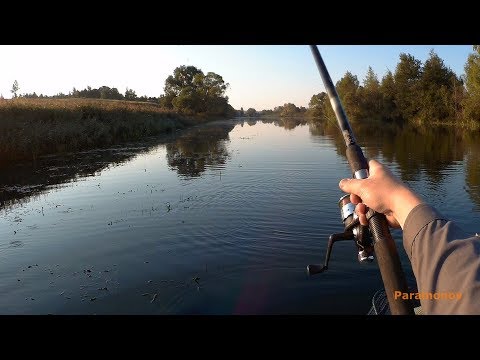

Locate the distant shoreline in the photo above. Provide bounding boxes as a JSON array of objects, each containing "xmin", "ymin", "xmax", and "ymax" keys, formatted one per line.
[{"xmin": 0, "ymin": 98, "xmax": 228, "ymax": 168}]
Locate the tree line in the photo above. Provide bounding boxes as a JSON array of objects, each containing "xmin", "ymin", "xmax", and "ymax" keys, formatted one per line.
[
  {"xmin": 243, "ymin": 47, "xmax": 480, "ymax": 127},
  {"xmin": 8, "ymin": 47, "xmax": 480, "ymax": 124},
  {"xmin": 8, "ymin": 65, "xmax": 235, "ymax": 117},
  {"xmin": 238, "ymin": 104, "xmax": 308, "ymax": 118},
  {"xmin": 14, "ymin": 84, "xmax": 159, "ymax": 103},
  {"xmin": 308, "ymin": 47, "xmax": 480, "ymax": 126}
]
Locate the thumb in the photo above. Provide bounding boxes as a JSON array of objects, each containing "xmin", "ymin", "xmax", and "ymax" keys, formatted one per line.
[
  {"xmin": 368, "ymin": 159, "xmax": 382, "ymax": 173},
  {"xmin": 338, "ymin": 178, "xmax": 363, "ymax": 195}
]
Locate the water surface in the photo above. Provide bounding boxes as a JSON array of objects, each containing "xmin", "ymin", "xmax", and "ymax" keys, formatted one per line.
[{"xmin": 1, "ymin": 118, "xmax": 479, "ymax": 314}]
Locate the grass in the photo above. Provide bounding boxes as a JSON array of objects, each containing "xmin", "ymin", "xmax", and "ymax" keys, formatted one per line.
[{"xmin": 0, "ymin": 98, "xmax": 212, "ymax": 167}]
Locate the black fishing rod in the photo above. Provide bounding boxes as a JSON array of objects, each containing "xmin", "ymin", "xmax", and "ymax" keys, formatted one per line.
[{"xmin": 307, "ymin": 45, "xmax": 414, "ymax": 315}]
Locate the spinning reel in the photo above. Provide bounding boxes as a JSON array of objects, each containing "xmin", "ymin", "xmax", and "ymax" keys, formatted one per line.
[{"xmin": 307, "ymin": 194, "xmax": 374, "ymax": 275}]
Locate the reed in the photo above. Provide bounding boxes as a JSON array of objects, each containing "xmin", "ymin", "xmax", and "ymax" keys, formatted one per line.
[{"xmin": 0, "ymin": 98, "xmax": 208, "ymax": 166}]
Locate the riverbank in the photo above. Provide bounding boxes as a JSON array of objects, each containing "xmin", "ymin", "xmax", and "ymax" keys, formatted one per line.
[{"xmin": 0, "ymin": 98, "xmax": 223, "ymax": 167}]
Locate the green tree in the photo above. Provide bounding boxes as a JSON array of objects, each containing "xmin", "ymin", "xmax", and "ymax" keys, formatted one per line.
[
  {"xmin": 162, "ymin": 65, "xmax": 230, "ymax": 115},
  {"xmin": 308, "ymin": 92, "xmax": 328, "ymax": 119},
  {"xmin": 125, "ymin": 87, "xmax": 137, "ymax": 101},
  {"xmin": 280, "ymin": 103, "xmax": 300, "ymax": 117},
  {"xmin": 335, "ymin": 71, "xmax": 361, "ymax": 122},
  {"xmin": 164, "ymin": 65, "xmax": 203, "ymax": 97},
  {"xmin": 11, "ymin": 80, "xmax": 19, "ymax": 98},
  {"xmin": 172, "ymin": 87, "xmax": 202, "ymax": 114},
  {"xmin": 463, "ymin": 45, "xmax": 480, "ymax": 123},
  {"xmin": 380, "ymin": 70, "xmax": 397, "ymax": 122},
  {"xmin": 98, "ymin": 86, "xmax": 123, "ymax": 100},
  {"xmin": 195, "ymin": 72, "xmax": 230, "ymax": 114},
  {"xmin": 417, "ymin": 50, "xmax": 458, "ymax": 123},
  {"xmin": 393, "ymin": 53, "xmax": 422, "ymax": 121},
  {"xmin": 159, "ymin": 93, "xmax": 175, "ymax": 109},
  {"xmin": 359, "ymin": 67, "xmax": 382, "ymax": 122},
  {"xmin": 245, "ymin": 108, "xmax": 256, "ymax": 117}
]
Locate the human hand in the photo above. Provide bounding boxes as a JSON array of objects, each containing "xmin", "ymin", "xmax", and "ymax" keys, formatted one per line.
[{"xmin": 338, "ymin": 159, "xmax": 424, "ymax": 229}]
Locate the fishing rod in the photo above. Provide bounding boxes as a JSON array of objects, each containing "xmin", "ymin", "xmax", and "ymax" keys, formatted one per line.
[{"xmin": 307, "ymin": 45, "xmax": 415, "ymax": 315}]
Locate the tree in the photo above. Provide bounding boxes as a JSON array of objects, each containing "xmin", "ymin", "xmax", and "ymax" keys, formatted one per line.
[
  {"xmin": 308, "ymin": 92, "xmax": 328, "ymax": 119},
  {"xmin": 199, "ymin": 72, "xmax": 229, "ymax": 114},
  {"xmin": 97, "ymin": 86, "xmax": 123, "ymax": 100},
  {"xmin": 380, "ymin": 70, "xmax": 397, "ymax": 121},
  {"xmin": 359, "ymin": 67, "xmax": 383, "ymax": 122},
  {"xmin": 125, "ymin": 87, "xmax": 137, "ymax": 101},
  {"xmin": 164, "ymin": 65, "xmax": 203, "ymax": 98},
  {"xmin": 393, "ymin": 53, "xmax": 422, "ymax": 121},
  {"xmin": 11, "ymin": 80, "xmax": 19, "ymax": 98},
  {"xmin": 22, "ymin": 92, "xmax": 38, "ymax": 98},
  {"xmin": 245, "ymin": 108, "xmax": 257, "ymax": 117},
  {"xmin": 335, "ymin": 71, "xmax": 361, "ymax": 122},
  {"xmin": 162, "ymin": 65, "xmax": 230, "ymax": 115},
  {"xmin": 280, "ymin": 103, "xmax": 300, "ymax": 117},
  {"xmin": 172, "ymin": 87, "xmax": 202, "ymax": 114},
  {"xmin": 159, "ymin": 94, "xmax": 175, "ymax": 109},
  {"xmin": 417, "ymin": 50, "xmax": 458, "ymax": 123},
  {"xmin": 463, "ymin": 45, "xmax": 480, "ymax": 122}
]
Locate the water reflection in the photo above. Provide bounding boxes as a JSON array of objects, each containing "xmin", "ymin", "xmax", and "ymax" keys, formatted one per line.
[
  {"xmin": 307, "ymin": 118, "xmax": 480, "ymax": 209},
  {"xmin": 0, "ymin": 121, "xmax": 237, "ymax": 211},
  {"xmin": 0, "ymin": 143, "xmax": 160, "ymax": 210},
  {"xmin": 2, "ymin": 116, "xmax": 480, "ymax": 212},
  {"xmin": 0, "ymin": 116, "xmax": 479, "ymax": 314},
  {"xmin": 464, "ymin": 134, "xmax": 480, "ymax": 211},
  {"xmin": 259, "ymin": 117, "xmax": 308, "ymax": 130},
  {"xmin": 166, "ymin": 122, "xmax": 235, "ymax": 178}
]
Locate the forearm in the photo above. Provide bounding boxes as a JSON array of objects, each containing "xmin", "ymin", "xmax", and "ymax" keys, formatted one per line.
[
  {"xmin": 403, "ymin": 204, "xmax": 480, "ymax": 314},
  {"xmin": 392, "ymin": 186, "xmax": 425, "ymax": 229}
]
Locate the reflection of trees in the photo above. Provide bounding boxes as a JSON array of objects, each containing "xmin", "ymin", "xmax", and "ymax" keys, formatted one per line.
[
  {"xmin": 0, "ymin": 142, "xmax": 158, "ymax": 210},
  {"xmin": 259, "ymin": 116, "xmax": 307, "ymax": 130},
  {"xmin": 464, "ymin": 133, "xmax": 480, "ymax": 210},
  {"xmin": 278, "ymin": 117, "xmax": 307, "ymax": 130},
  {"xmin": 308, "ymin": 119, "xmax": 349, "ymax": 158},
  {"xmin": 382, "ymin": 125, "xmax": 465, "ymax": 184},
  {"xmin": 307, "ymin": 118, "xmax": 479, "ymax": 201},
  {"xmin": 166, "ymin": 122, "xmax": 234, "ymax": 178}
]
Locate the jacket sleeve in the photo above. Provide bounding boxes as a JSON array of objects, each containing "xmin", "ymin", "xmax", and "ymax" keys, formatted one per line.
[{"xmin": 403, "ymin": 203, "xmax": 480, "ymax": 314}]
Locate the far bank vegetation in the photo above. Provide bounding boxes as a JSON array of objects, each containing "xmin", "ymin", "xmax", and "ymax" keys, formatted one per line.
[
  {"xmin": 306, "ymin": 48, "xmax": 480, "ymax": 130},
  {"xmin": 248, "ymin": 47, "xmax": 480, "ymax": 130}
]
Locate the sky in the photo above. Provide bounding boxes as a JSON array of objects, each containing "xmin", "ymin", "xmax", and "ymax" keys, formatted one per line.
[{"xmin": 0, "ymin": 45, "xmax": 473, "ymax": 110}]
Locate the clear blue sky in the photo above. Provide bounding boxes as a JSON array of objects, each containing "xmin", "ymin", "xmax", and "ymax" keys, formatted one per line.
[{"xmin": 0, "ymin": 45, "xmax": 473, "ymax": 110}]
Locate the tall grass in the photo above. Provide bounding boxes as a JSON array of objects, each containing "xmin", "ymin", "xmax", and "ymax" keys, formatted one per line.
[{"xmin": 0, "ymin": 98, "xmax": 207, "ymax": 166}]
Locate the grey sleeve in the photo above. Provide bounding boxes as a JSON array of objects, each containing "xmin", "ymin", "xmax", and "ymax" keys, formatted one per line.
[{"xmin": 403, "ymin": 203, "xmax": 480, "ymax": 314}]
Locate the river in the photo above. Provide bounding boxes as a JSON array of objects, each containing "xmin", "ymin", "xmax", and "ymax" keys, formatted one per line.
[{"xmin": 0, "ymin": 117, "xmax": 478, "ymax": 314}]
